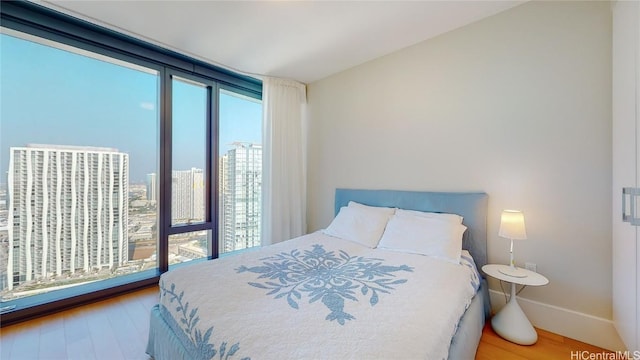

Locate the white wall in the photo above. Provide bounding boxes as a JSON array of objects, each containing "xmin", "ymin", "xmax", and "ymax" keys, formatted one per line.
[{"xmin": 307, "ymin": 0, "xmax": 619, "ymax": 349}]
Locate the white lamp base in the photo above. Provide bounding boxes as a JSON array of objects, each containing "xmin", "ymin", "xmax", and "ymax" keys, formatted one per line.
[
  {"xmin": 491, "ymin": 283, "xmax": 538, "ymax": 345},
  {"xmin": 498, "ymin": 265, "xmax": 529, "ymax": 278}
]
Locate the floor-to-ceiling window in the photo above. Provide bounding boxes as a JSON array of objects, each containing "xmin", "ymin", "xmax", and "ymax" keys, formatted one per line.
[
  {"xmin": 0, "ymin": 28, "xmax": 161, "ymax": 303},
  {"xmin": 168, "ymin": 75, "xmax": 210, "ymax": 265},
  {"xmin": 0, "ymin": 2, "xmax": 261, "ymax": 324}
]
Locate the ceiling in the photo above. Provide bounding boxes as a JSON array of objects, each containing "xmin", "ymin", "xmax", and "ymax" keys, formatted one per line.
[{"xmin": 40, "ymin": 1, "xmax": 524, "ymax": 84}]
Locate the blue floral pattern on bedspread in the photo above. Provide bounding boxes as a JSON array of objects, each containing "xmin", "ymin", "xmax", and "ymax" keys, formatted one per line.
[
  {"xmin": 160, "ymin": 281, "xmax": 250, "ymax": 360},
  {"xmin": 236, "ymin": 244, "xmax": 413, "ymax": 325}
]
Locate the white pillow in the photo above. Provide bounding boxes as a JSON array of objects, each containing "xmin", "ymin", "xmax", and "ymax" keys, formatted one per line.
[
  {"xmin": 323, "ymin": 206, "xmax": 392, "ymax": 248},
  {"xmin": 395, "ymin": 208, "xmax": 463, "ymax": 224},
  {"xmin": 377, "ymin": 214, "xmax": 467, "ymax": 263},
  {"xmin": 348, "ymin": 201, "xmax": 396, "ymax": 216}
]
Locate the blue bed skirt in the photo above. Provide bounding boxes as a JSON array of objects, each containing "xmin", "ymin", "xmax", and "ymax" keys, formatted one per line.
[{"xmin": 448, "ymin": 278, "xmax": 490, "ymax": 359}]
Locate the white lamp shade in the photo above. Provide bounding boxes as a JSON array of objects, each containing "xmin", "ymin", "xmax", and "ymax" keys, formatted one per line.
[{"xmin": 499, "ymin": 210, "xmax": 527, "ymax": 240}]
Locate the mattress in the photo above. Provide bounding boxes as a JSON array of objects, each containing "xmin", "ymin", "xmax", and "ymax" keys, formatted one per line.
[{"xmin": 148, "ymin": 232, "xmax": 481, "ymax": 360}]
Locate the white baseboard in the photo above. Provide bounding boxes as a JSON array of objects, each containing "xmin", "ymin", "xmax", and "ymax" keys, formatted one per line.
[{"xmin": 489, "ymin": 289, "xmax": 626, "ymax": 351}]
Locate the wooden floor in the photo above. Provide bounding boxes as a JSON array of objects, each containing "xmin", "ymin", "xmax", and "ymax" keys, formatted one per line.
[
  {"xmin": 476, "ymin": 323, "xmax": 616, "ymax": 360},
  {"xmin": 0, "ymin": 286, "xmax": 158, "ymax": 360},
  {"xmin": 0, "ymin": 285, "xmax": 614, "ymax": 360}
]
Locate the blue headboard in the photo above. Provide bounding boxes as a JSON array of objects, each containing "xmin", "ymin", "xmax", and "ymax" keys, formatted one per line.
[{"xmin": 335, "ymin": 189, "xmax": 489, "ymax": 269}]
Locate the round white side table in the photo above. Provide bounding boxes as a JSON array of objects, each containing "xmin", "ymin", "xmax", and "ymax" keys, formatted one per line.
[{"xmin": 481, "ymin": 264, "xmax": 549, "ymax": 345}]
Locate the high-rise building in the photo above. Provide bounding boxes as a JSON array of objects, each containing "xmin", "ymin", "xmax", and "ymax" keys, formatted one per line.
[
  {"xmin": 6, "ymin": 144, "xmax": 129, "ymax": 290},
  {"xmin": 220, "ymin": 143, "xmax": 261, "ymax": 253},
  {"xmin": 146, "ymin": 173, "xmax": 157, "ymax": 202},
  {"xmin": 171, "ymin": 168, "xmax": 204, "ymax": 224}
]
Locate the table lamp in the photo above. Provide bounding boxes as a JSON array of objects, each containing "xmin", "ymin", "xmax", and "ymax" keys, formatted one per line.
[{"xmin": 498, "ymin": 209, "xmax": 528, "ymax": 278}]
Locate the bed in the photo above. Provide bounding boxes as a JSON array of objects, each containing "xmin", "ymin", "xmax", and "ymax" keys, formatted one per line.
[{"xmin": 146, "ymin": 189, "xmax": 490, "ymax": 360}]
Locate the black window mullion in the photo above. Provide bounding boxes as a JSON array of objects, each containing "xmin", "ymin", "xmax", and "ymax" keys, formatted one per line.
[
  {"xmin": 159, "ymin": 69, "xmax": 172, "ymax": 273},
  {"xmin": 195, "ymin": 65, "xmax": 261, "ymax": 97},
  {"xmin": 210, "ymin": 83, "xmax": 220, "ymax": 260},
  {"xmin": 166, "ymin": 222, "xmax": 213, "ymax": 235},
  {"xmin": 205, "ymin": 85, "xmax": 213, "ymax": 226}
]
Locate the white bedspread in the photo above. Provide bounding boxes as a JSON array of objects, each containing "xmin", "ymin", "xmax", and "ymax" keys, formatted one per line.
[{"xmin": 157, "ymin": 232, "xmax": 478, "ymax": 360}]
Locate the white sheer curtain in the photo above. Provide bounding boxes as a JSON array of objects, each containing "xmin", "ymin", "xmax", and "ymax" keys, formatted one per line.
[{"xmin": 261, "ymin": 77, "xmax": 307, "ymax": 245}]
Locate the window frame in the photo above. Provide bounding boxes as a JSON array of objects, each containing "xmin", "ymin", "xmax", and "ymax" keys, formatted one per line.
[
  {"xmin": 0, "ymin": 1, "xmax": 261, "ymax": 326},
  {"xmin": 164, "ymin": 70, "xmax": 219, "ymax": 267}
]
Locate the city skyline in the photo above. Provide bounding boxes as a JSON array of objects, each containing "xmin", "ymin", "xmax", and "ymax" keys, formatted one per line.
[{"xmin": 1, "ymin": 141, "xmax": 264, "ymax": 296}]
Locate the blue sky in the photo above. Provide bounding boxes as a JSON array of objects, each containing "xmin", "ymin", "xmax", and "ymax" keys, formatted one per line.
[{"xmin": 0, "ymin": 33, "xmax": 261, "ymax": 183}]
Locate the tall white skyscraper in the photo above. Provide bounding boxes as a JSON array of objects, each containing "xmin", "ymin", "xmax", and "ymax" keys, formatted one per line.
[
  {"xmin": 171, "ymin": 168, "xmax": 204, "ymax": 223},
  {"xmin": 146, "ymin": 173, "xmax": 157, "ymax": 202},
  {"xmin": 220, "ymin": 143, "xmax": 261, "ymax": 253},
  {"xmin": 6, "ymin": 144, "xmax": 129, "ymax": 290}
]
